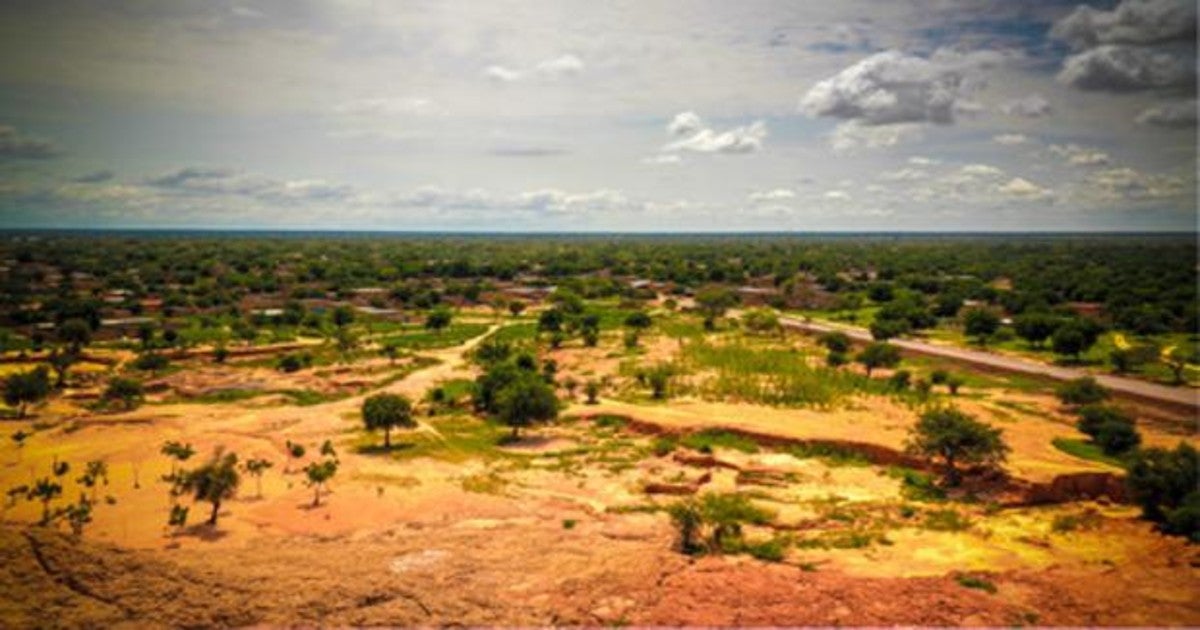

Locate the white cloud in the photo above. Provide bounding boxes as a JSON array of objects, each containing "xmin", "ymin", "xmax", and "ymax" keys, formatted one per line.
[
  {"xmin": 823, "ymin": 190, "xmax": 851, "ymax": 201},
  {"xmin": 748, "ymin": 188, "xmax": 796, "ymax": 202},
  {"xmin": 1058, "ymin": 45, "xmax": 1194, "ymax": 92},
  {"xmin": 1084, "ymin": 167, "xmax": 1189, "ymax": 201},
  {"xmin": 483, "ymin": 65, "xmax": 523, "ymax": 82},
  {"xmin": 1051, "ymin": 0, "xmax": 1196, "ymax": 50},
  {"xmin": 879, "ymin": 167, "xmax": 928, "ymax": 182},
  {"xmin": 799, "ymin": 49, "xmax": 1004, "ymax": 126},
  {"xmin": 999, "ymin": 94, "xmax": 1052, "ymax": 118},
  {"xmin": 992, "ymin": 133, "xmax": 1030, "ymax": 145},
  {"xmin": 960, "ymin": 164, "xmax": 1005, "ymax": 178},
  {"xmin": 1049, "ymin": 143, "xmax": 1111, "ymax": 166},
  {"xmin": 829, "ymin": 120, "xmax": 922, "ymax": 153},
  {"xmin": 662, "ymin": 115, "xmax": 766, "ymax": 154},
  {"xmin": 908, "ymin": 156, "xmax": 940, "ymax": 166},
  {"xmin": 667, "ymin": 111, "xmax": 704, "ymax": 136},
  {"xmin": 534, "ymin": 54, "xmax": 584, "ymax": 77},
  {"xmin": 997, "ymin": 177, "xmax": 1050, "ymax": 199},
  {"xmin": 1136, "ymin": 99, "xmax": 1197, "ymax": 127},
  {"xmin": 484, "ymin": 54, "xmax": 585, "ymax": 83}
]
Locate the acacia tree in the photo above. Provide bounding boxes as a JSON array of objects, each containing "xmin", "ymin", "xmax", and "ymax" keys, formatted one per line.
[
  {"xmin": 362, "ymin": 393, "xmax": 415, "ymax": 449},
  {"xmin": 856, "ymin": 342, "xmax": 900, "ymax": 377},
  {"xmin": 285, "ymin": 440, "xmax": 306, "ymax": 473},
  {"xmin": 695, "ymin": 286, "xmax": 738, "ymax": 331},
  {"xmin": 56, "ymin": 318, "xmax": 92, "ymax": 355},
  {"xmin": 906, "ymin": 407, "xmax": 1008, "ymax": 486},
  {"xmin": 184, "ymin": 449, "xmax": 240, "ymax": 526},
  {"xmin": 304, "ymin": 443, "xmax": 339, "ymax": 508},
  {"xmin": 495, "ymin": 374, "xmax": 558, "ymax": 440},
  {"xmin": 76, "ymin": 460, "xmax": 109, "ymax": 503},
  {"xmin": 242, "ymin": 458, "xmax": 273, "ymax": 498},
  {"xmin": 4, "ymin": 366, "xmax": 51, "ymax": 418},
  {"xmin": 104, "ymin": 377, "xmax": 144, "ymax": 410}
]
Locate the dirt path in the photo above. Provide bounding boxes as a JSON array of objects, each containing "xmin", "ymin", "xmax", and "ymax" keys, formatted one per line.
[{"xmin": 779, "ymin": 316, "xmax": 1199, "ymax": 414}]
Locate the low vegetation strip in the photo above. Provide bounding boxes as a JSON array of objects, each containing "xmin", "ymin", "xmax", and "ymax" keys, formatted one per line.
[{"xmin": 677, "ymin": 341, "xmax": 896, "ymax": 409}]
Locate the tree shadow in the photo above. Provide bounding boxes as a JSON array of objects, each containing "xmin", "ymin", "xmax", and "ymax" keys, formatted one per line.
[
  {"xmin": 355, "ymin": 443, "xmax": 416, "ymax": 456},
  {"xmin": 171, "ymin": 522, "xmax": 230, "ymax": 542}
]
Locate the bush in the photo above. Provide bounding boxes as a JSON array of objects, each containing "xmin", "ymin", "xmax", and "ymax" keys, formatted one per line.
[
  {"xmin": 1126, "ymin": 442, "xmax": 1198, "ymax": 540},
  {"xmin": 132, "ymin": 352, "xmax": 169, "ymax": 372},
  {"xmin": 856, "ymin": 342, "xmax": 901, "ymax": 376},
  {"xmin": 277, "ymin": 354, "xmax": 304, "ymax": 373},
  {"xmin": 1056, "ymin": 377, "xmax": 1109, "ymax": 406},
  {"xmin": 103, "ymin": 377, "xmax": 144, "ymax": 410},
  {"xmin": 930, "ymin": 369, "xmax": 948, "ymax": 385},
  {"xmin": 888, "ymin": 370, "xmax": 912, "ymax": 391},
  {"xmin": 826, "ymin": 350, "xmax": 848, "ymax": 367},
  {"xmin": 819, "ymin": 331, "xmax": 851, "ymax": 354},
  {"xmin": 1076, "ymin": 404, "xmax": 1131, "ymax": 438}
]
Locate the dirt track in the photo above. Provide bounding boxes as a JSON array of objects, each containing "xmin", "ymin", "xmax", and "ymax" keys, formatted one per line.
[{"xmin": 779, "ymin": 316, "xmax": 1199, "ymax": 415}]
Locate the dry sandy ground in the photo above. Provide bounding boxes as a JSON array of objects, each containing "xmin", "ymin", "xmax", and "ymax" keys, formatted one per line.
[{"xmin": 1, "ymin": 325, "xmax": 1198, "ymax": 627}]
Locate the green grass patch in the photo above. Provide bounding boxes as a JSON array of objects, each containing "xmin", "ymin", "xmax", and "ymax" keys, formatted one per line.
[
  {"xmin": 888, "ymin": 467, "xmax": 947, "ymax": 502},
  {"xmin": 680, "ymin": 429, "xmax": 759, "ymax": 454},
  {"xmin": 923, "ymin": 508, "xmax": 972, "ymax": 532},
  {"xmin": 379, "ymin": 323, "xmax": 491, "ymax": 350},
  {"xmin": 955, "ymin": 574, "xmax": 997, "ymax": 594},
  {"xmin": 1051, "ymin": 437, "xmax": 1128, "ymax": 469},
  {"xmin": 784, "ymin": 442, "xmax": 870, "ymax": 467}
]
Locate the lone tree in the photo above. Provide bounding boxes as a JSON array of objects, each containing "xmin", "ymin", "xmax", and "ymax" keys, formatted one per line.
[
  {"xmin": 304, "ymin": 459, "xmax": 338, "ymax": 507},
  {"xmin": 184, "ymin": 449, "xmax": 241, "ymax": 526},
  {"xmin": 4, "ymin": 366, "xmax": 51, "ymax": 418},
  {"xmin": 76, "ymin": 460, "xmax": 109, "ymax": 503},
  {"xmin": 285, "ymin": 440, "xmax": 306, "ymax": 473},
  {"xmin": 906, "ymin": 407, "xmax": 1008, "ymax": 486},
  {"xmin": 818, "ymin": 331, "xmax": 851, "ymax": 354},
  {"xmin": 48, "ymin": 349, "xmax": 77, "ymax": 389},
  {"xmin": 104, "ymin": 377, "xmax": 144, "ymax": 410},
  {"xmin": 856, "ymin": 342, "xmax": 901, "ymax": 377},
  {"xmin": 495, "ymin": 374, "xmax": 559, "ymax": 440},
  {"xmin": 361, "ymin": 393, "xmax": 415, "ymax": 449},
  {"xmin": 695, "ymin": 286, "xmax": 738, "ymax": 331},
  {"xmin": 425, "ymin": 306, "xmax": 453, "ymax": 334},
  {"xmin": 242, "ymin": 458, "xmax": 273, "ymax": 498},
  {"xmin": 962, "ymin": 308, "xmax": 1001, "ymax": 346}
]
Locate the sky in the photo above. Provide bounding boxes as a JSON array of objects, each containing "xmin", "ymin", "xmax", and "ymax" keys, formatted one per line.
[{"xmin": 0, "ymin": 0, "xmax": 1195, "ymax": 232}]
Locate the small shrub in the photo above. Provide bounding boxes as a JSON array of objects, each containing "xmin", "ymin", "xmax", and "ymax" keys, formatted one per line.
[
  {"xmin": 1056, "ymin": 377, "xmax": 1109, "ymax": 406},
  {"xmin": 923, "ymin": 508, "xmax": 971, "ymax": 532},
  {"xmin": 955, "ymin": 574, "xmax": 997, "ymax": 594}
]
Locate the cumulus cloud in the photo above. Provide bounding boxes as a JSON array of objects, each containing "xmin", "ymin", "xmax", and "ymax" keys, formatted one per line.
[
  {"xmin": 0, "ymin": 124, "xmax": 59, "ymax": 159},
  {"xmin": 667, "ymin": 111, "xmax": 704, "ymax": 136},
  {"xmin": 999, "ymin": 94, "xmax": 1052, "ymax": 118},
  {"xmin": 829, "ymin": 120, "xmax": 922, "ymax": 153},
  {"xmin": 823, "ymin": 190, "xmax": 851, "ymax": 201},
  {"xmin": 960, "ymin": 164, "xmax": 1005, "ymax": 178},
  {"xmin": 992, "ymin": 133, "xmax": 1030, "ymax": 145},
  {"xmin": 748, "ymin": 188, "xmax": 796, "ymax": 202},
  {"xmin": 661, "ymin": 113, "xmax": 766, "ymax": 154},
  {"xmin": 998, "ymin": 177, "xmax": 1051, "ymax": 199},
  {"xmin": 879, "ymin": 167, "xmax": 927, "ymax": 181},
  {"xmin": 1084, "ymin": 167, "xmax": 1189, "ymax": 201},
  {"xmin": 799, "ymin": 49, "xmax": 1004, "ymax": 126},
  {"xmin": 1049, "ymin": 143, "xmax": 1111, "ymax": 166},
  {"xmin": 1135, "ymin": 99, "xmax": 1197, "ymax": 127},
  {"xmin": 1051, "ymin": 0, "xmax": 1196, "ymax": 50},
  {"xmin": 1058, "ymin": 45, "xmax": 1194, "ymax": 92},
  {"xmin": 483, "ymin": 54, "xmax": 585, "ymax": 83}
]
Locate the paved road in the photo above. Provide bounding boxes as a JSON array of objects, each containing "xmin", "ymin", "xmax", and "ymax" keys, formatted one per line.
[{"xmin": 779, "ymin": 316, "xmax": 1200, "ymax": 413}]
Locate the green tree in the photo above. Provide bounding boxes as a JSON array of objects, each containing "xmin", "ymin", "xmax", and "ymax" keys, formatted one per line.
[
  {"xmin": 1013, "ymin": 313, "xmax": 1059, "ymax": 348},
  {"xmin": 695, "ymin": 286, "xmax": 738, "ymax": 330},
  {"xmin": 624, "ymin": 311, "xmax": 652, "ymax": 331},
  {"xmin": 47, "ymin": 349, "xmax": 77, "ymax": 389},
  {"xmin": 1051, "ymin": 321, "xmax": 1097, "ymax": 361},
  {"xmin": 425, "ymin": 306, "xmax": 453, "ymax": 333},
  {"xmin": 183, "ymin": 449, "xmax": 241, "ymax": 526},
  {"xmin": 56, "ymin": 318, "xmax": 92, "ymax": 354},
  {"xmin": 906, "ymin": 407, "xmax": 1008, "ymax": 486},
  {"xmin": 104, "ymin": 377, "xmax": 144, "ymax": 410},
  {"xmin": 361, "ymin": 393, "xmax": 415, "ymax": 449},
  {"xmin": 75, "ymin": 460, "xmax": 109, "ymax": 503},
  {"xmin": 856, "ymin": 342, "xmax": 900, "ymax": 377},
  {"xmin": 495, "ymin": 374, "xmax": 558, "ymax": 440},
  {"xmin": 332, "ymin": 305, "xmax": 355, "ymax": 328},
  {"xmin": 818, "ymin": 331, "xmax": 851, "ymax": 354},
  {"xmin": 869, "ymin": 317, "xmax": 909, "ymax": 341},
  {"xmin": 242, "ymin": 458, "xmax": 273, "ymax": 498},
  {"xmin": 4, "ymin": 366, "xmax": 51, "ymax": 418},
  {"xmin": 1056, "ymin": 376, "xmax": 1109, "ymax": 406},
  {"xmin": 962, "ymin": 308, "xmax": 1001, "ymax": 345},
  {"xmin": 1126, "ymin": 443, "xmax": 1198, "ymax": 540},
  {"xmin": 304, "ymin": 459, "xmax": 338, "ymax": 507},
  {"xmin": 28, "ymin": 477, "xmax": 63, "ymax": 525},
  {"xmin": 1164, "ymin": 346, "xmax": 1194, "ymax": 385}
]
